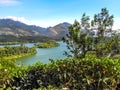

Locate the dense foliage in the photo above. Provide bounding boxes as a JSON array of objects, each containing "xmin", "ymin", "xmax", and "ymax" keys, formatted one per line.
[
  {"xmin": 3, "ymin": 57, "xmax": 120, "ymax": 90},
  {"xmin": 63, "ymin": 8, "xmax": 120, "ymax": 59},
  {"xmin": 0, "ymin": 59, "xmax": 27, "ymax": 89},
  {"xmin": 36, "ymin": 41, "xmax": 60, "ymax": 48},
  {"xmin": 0, "ymin": 46, "xmax": 36, "ymax": 60},
  {"xmin": 91, "ymin": 8, "xmax": 114, "ymax": 38},
  {"xmin": 0, "ymin": 45, "xmax": 36, "ymax": 88},
  {"xmin": 63, "ymin": 14, "xmax": 91, "ymax": 58}
]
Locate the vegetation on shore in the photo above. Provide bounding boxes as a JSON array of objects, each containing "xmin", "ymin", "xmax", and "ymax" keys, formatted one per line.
[
  {"xmin": 36, "ymin": 41, "xmax": 60, "ymax": 48},
  {"xmin": 0, "ymin": 46, "xmax": 36, "ymax": 60},
  {"xmin": 0, "ymin": 35, "xmax": 61, "ymax": 43}
]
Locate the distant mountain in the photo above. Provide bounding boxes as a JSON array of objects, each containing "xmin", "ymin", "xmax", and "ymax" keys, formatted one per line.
[
  {"xmin": 0, "ymin": 19, "xmax": 46, "ymax": 37},
  {"xmin": 48, "ymin": 22, "xmax": 71, "ymax": 37},
  {"xmin": 0, "ymin": 19, "xmax": 71, "ymax": 40}
]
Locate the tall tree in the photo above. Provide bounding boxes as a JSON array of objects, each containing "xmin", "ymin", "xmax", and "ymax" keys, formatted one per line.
[
  {"xmin": 81, "ymin": 13, "xmax": 90, "ymax": 30},
  {"xmin": 63, "ymin": 14, "xmax": 91, "ymax": 58},
  {"xmin": 91, "ymin": 8, "xmax": 114, "ymax": 57},
  {"xmin": 91, "ymin": 8, "xmax": 114, "ymax": 39}
]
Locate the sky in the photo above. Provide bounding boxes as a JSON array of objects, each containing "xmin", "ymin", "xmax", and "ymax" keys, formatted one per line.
[{"xmin": 0, "ymin": 0, "xmax": 120, "ymax": 29}]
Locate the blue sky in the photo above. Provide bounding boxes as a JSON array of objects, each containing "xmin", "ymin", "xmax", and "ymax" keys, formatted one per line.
[{"xmin": 0, "ymin": 0, "xmax": 120, "ymax": 29}]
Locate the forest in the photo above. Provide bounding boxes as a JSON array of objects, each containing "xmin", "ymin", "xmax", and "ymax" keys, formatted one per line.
[{"xmin": 0, "ymin": 35, "xmax": 61, "ymax": 43}]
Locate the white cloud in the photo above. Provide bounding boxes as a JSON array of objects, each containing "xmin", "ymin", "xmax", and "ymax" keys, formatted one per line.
[
  {"xmin": 113, "ymin": 18, "xmax": 120, "ymax": 30},
  {"xmin": 0, "ymin": 16, "xmax": 58, "ymax": 27},
  {"xmin": 0, "ymin": 0, "xmax": 21, "ymax": 6},
  {"xmin": 0, "ymin": 16, "xmax": 30, "ymax": 24},
  {"xmin": 0, "ymin": 16, "xmax": 56, "ymax": 27},
  {"xmin": 0, "ymin": 16, "xmax": 59, "ymax": 27}
]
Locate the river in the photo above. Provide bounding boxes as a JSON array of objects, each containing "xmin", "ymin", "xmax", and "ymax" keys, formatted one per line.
[{"xmin": 0, "ymin": 42, "xmax": 68, "ymax": 66}]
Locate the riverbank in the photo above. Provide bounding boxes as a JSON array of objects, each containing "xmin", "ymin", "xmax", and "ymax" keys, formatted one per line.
[
  {"xmin": 1, "ymin": 53, "xmax": 36, "ymax": 60},
  {"xmin": 15, "ymin": 42, "xmax": 67, "ymax": 65},
  {"xmin": 0, "ymin": 46, "xmax": 37, "ymax": 60}
]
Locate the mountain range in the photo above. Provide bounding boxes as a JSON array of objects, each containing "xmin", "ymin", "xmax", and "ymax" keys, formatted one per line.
[{"xmin": 0, "ymin": 19, "xmax": 71, "ymax": 42}]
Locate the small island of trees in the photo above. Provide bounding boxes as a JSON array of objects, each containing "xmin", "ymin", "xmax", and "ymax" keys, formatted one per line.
[{"xmin": 36, "ymin": 41, "xmax": 60, "ymax": 48}]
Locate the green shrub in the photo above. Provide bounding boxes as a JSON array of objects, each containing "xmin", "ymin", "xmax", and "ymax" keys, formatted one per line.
[
  {"xmin": 112, "ymin": 54, "xmax": 120, "ymax": 60},
  {"xmin": 85, "ymin": 51, "xmax": 97, "ymax": 58},
  {"xmin": 0, "ymin": 59, "xmax": 28, "ymax": 89},
  {"xmin": 4, "ymin": 57, "xmax": 120, "ymax": 90}
]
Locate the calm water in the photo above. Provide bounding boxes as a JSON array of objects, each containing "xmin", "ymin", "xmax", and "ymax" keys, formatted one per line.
[{"xmin": 6, "ymin": 42, "xmax": 68, "ymax": 66}]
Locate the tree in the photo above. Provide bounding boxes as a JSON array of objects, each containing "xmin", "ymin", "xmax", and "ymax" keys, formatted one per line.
[
  {"xmin": 91, "ymin": 8, "xmax": 114, "ymax": 40},
  {"xmin": 91, "ymin": 8, "xmax": 114, "ymax": 57},
  {"xmin": 81, "ymin": 13, "xmax": 90, "ymax": 30},
  {"xmin": 63, "ymin": 14, "xmax": 91, "ymax": 58},
  {"xmin": 63, "ymin": 8, "xmax": 119, "ymax": 59},
  {"xmin": 111, "ymin": 32, "xmax": 120, "ymax": 55}
]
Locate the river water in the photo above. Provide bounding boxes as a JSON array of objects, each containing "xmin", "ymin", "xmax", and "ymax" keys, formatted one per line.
[{"xmin": 1, "ymin": 42, "xmax": 68, "ymax": 66}]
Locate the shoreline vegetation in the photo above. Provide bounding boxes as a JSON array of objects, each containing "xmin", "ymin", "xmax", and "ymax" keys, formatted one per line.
[
  {"xmin": 0, "ymin": 46, "xmax": 36, "ymax": 60},
  {"xmin": 35, "ymin": 41, "xmax": 60, "ymax": 48},
  {"xmin": 1, "ymin": 53, "xmax": 35, "ymax": 60}
]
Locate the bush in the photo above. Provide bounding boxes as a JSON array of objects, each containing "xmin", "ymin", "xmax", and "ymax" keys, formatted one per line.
[
  {"xmin": 4, "ymin": 57, "xmax": 120, "ymax": 90},
  {"xmin": 112, "ymin": 54, "xmax": 120, "ymax": 60}
]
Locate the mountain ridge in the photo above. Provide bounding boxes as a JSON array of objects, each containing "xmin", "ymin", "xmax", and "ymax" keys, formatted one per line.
[{"xmin": 0, "ymin": 19, "xmax": 71, "ymax": 41}]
